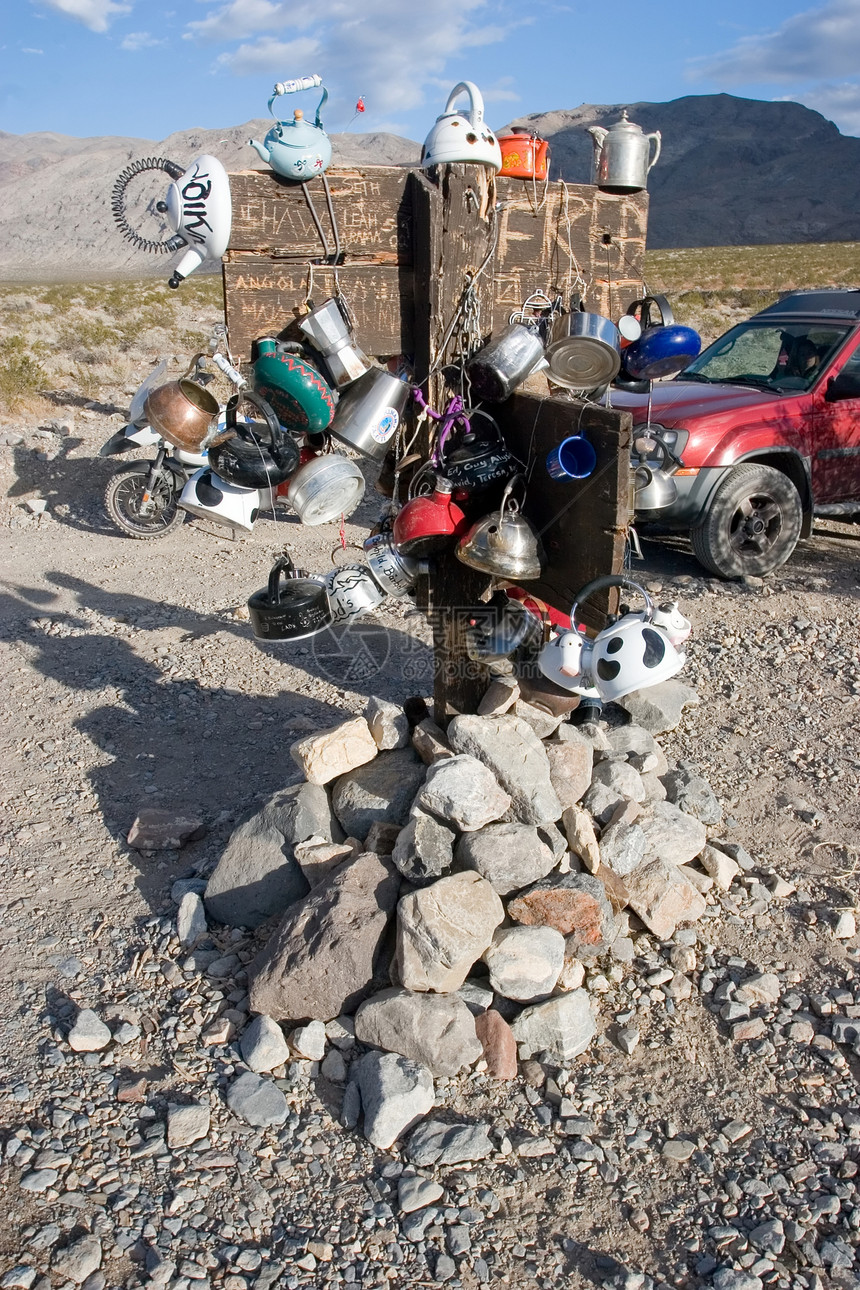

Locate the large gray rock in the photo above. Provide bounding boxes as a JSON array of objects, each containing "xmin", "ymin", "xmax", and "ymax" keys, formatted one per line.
[
  {"xmin": 599, "ymin": 819, "xmax": 647, "ymax": 877},
  {"xmin": 455, "ymin": 823, "xmax": 556, "ymax": 896},
  {"xmin": 615, "ymin": 680, "xmax": 699, "ymax": 734},
  {"xmin": 354, "ymin": 987, "xmax": 482, "ymax": 1075},
  {"xmin": 332, "ymin": 749, "xmax": 426, "ymax": 840},
  {"xmin": 482, "ymin": 926, "xmax": 565, "ymax": 1002},
  {"xmin": 606, "ymin": 723, "xmax": 668, "ymax": 775},
  {"xmin": 347, "ymin": 1051, "xmax": 434, "ymax": 1150},
  {"xmin": 240, "ymin": 1015, "xmax": 290, "ymax": 1073},
  {"xmin": 225, "ymin": 1072, "xmax": 287, "ymax": 1127},
  {"xmin": 638, "ymin": 799, "xmax": 708, "ymax": 867},
  {"xmin": 204, "ymin": 781, "xmax": 338, "ymax": 928},
  {"xmin": 397, "ymin": 872, "xmax": 505, "ymax": 992},
  {"xmin": 590, "ymin": 758, "xmax": 646, "ymax": 801},
  {"xmin": 365, "ymin": 696, "xmax": 410, "ymax": 750},
  {"xmin": 52, "ymin": 1237, "xmax": 102, "ymax": 1285},
  {"xmin": 661, "ymin": 762, "xmax": 723, "ymax": 826},
  {"xmin": 247, "ymin": 852, "xmax": 400, "ymax": 1021},
  {"xmin": 413, "ymin": 754, "xmax": 511, "ymax": 831},
  {"xmin": 391, "ymin": 810, "xmax": 456, "ymax": 887},
  {"xmin": 624, "ymin": 858, "xmax": 707, "ymax": 939},
  {"xmin": 545, "ymin": 740, "xmax": 593, "ymax": 810},
  {"xmin": 510, "ymin": 989, "xmax": 596, "ymax": 1062},
  {"xmin": 447, "ymin": 715, "xmax": 562, "ymax": 825},
  {"xmin": 406, "ymin": 1119, "xmax": 494, "ymax": 1166}
]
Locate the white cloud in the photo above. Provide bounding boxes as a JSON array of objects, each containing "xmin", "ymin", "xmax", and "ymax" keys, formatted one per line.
[
  {"xmin": 215, "ymin": 36, "xmax": 320, "ymax": 75},
  {"xmin": 22, "ymin": 47, "xmax": 45, "ymax": 53},
  {"xmin": 689, "ymin": 0, "xmax": 860, "ymax": 84},
  {"xmin": 34, "ymin": 0, "xmax": 132, "ymax": 32},
  {"xmin": 777, "ymin": 81, "xmax": 860, "ymax": 136},
  {"xmin": 188, "ymin": 0, "xmax": 511, "ymax": 120},
  {"xmin": 121, "ymin": 30, "xmax": 164, "ymax": 49}
]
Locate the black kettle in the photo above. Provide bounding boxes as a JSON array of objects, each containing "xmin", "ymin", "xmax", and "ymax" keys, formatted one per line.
[
  {"xmin": 247, "ymin": 554, "xmax": 333, "ymax": 642},
  {"xmin": 438, "ymin": 411, "xmax": 523, "ymax": 513},
  {"xmin": 209, "ymin": 391, "xmax": 301, "ymax": 489}
]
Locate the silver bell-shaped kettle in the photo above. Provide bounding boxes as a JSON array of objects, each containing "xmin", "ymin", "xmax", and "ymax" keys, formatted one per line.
[{"xmin": 456, "ymin": 476, "xmax": 544, "ymax": 580}]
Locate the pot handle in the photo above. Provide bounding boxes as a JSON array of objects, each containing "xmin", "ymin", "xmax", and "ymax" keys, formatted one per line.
[
  {"xmin": 180, "ymin": 353, "xmax": 209, "ymax": 382},
  {"xmin": 499, "ymin": 473, "xmax": 525, "ymax": 521},
  {"xmin": 647, "ymin": 131, "xmax": 662, "ymax": 172},
  {"xmin": 267, "ymin": 554, "xmax": 296, "ymax": 605},
  {"xmin": 570, "ymin": 574, "xmax": 653, "ymax": 628},
  {"xmin": 444, "ymin": 81, "xmax": 485, "ymax": 128}
]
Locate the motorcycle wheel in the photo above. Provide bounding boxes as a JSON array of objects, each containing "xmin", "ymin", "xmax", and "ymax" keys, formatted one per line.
[{"xmin": 104, "ymin": 462, "xmax": 185, "ymax": 539}]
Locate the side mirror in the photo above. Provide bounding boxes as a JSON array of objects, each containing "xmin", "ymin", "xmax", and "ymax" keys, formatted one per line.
[{"xmin": 825, "ymin": 371, "xmax": 860, "ymax": 402}]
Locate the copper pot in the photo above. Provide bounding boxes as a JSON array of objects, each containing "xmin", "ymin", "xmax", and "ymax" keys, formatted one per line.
[{"xmin": 144, "ymin": 354, "xmax": 220, "ymax": 453}]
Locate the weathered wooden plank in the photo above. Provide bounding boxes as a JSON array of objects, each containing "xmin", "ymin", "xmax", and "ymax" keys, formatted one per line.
[
  {"xmin": 495, "ymin": 393, "xmax": 633, "ymax": 632},
  {"xmin": 228, "ymin": 168, "xmax": 413, "ymax": 261},
  {"xmin": 411, "ymin": 165, "xmax": 498, "ymax": 723},
  {"xmin": 223, "ymin": 255, "xmax": 413, "ymax": 360}
]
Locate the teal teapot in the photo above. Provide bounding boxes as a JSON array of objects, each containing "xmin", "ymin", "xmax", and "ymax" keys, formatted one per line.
[{"xmin": 248, "ymin": 73, "xmax": 332, "ymax": 181}]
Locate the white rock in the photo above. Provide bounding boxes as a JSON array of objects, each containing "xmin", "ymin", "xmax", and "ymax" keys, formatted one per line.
[
  {"xmin": 240, "ymin": 1015, "xmax": 290, "ymax": 1073},
  {"xmin": 167, "ymin": 1102, "xmax": 210, "ymax": 1148},
  {"xmin": 176, "ymin": 891, "xmax": 207, "ymax": 947},
  {"xmin": 365, "ymin": 697, "xmax": 410, "ymax": 750},
  {"xmin": 290, "ymin": 1019, "xmax": 327, "ymax": 1060},
  {"xmin": 68, "ymin": 1009, "xmax": 112, "ymax": 1053},
  {"xmin": 290, "ymin": 718, "xmax": 378, "ymax": 785},
  {"xmin": 483, "ymin": 926, "xmax": 565, "ymax": 1002},
  {"xmin": 834, "ymin": 911, "xmax": 857, "ymax": 940}
]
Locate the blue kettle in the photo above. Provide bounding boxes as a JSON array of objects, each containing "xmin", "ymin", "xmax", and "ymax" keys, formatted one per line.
[{"xmin": 248, "ymin": 74, "xmax": 333, "ymax": 181}]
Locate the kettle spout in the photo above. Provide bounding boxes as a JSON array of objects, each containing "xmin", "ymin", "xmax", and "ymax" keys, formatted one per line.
[
  {"xmin": 248, "ymin": 138, "xmax": 271, "ymax": 163},
  {"xmin": 586, "ymin": 125, "xmax": 607, "ymax": 152}
]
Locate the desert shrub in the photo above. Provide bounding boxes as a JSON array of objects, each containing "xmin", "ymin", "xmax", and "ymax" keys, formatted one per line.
[{"xmin": 0, "ymin": 334, "xmax": 48, "ymax": 410}]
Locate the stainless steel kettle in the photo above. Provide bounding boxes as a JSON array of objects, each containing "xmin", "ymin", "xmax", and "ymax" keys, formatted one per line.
[
  {"xmin": 632, "ymin": 430, "xmax": 682, "ymax": 512},
  {"xmin": 456, "ymin": 476, "xmax": 544, "ymax": 580},
  {"xmin": 587, "ymin": 110, "xmax": 661, "ymax": 194}
]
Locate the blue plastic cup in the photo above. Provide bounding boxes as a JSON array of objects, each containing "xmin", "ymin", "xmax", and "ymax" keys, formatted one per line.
[{"xmin": 546, "ymin": 434, "xmax": 597, "ymax": 480}]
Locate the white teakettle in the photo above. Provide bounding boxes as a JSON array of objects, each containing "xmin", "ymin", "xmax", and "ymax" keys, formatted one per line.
[{"xmin": 422, "ymin": 82, "xmax": 502, "ymax": 171}]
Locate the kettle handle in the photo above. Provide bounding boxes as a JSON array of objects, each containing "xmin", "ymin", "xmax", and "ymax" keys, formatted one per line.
[
  {"xmin": 268, "ymin": 75, "xmax": 328, "ymax": 128},
  {"xmin": 444, "ymin": 81, "xmax": 485, "ymax": 128},
  {"xmin": 236, "ymin": 389, "xmax": 282, "ymax": 450},
  {"xmin": 571, "ymin": 574, "xmax": 653, "ymax": 628},
  {"xmin": 180, "ymin": 352, "xmax": 210, "ymax": 382},
  {"xmin": 267, "ymin": 554, "xmax": 297, "ymax": 605},
  {"xmin": 647, "ymin": 131, "xmax": 662, "ymax": 173},
  {"xmin": 625, "ymin": 294, "xmax": 674, "ymax": 329}
]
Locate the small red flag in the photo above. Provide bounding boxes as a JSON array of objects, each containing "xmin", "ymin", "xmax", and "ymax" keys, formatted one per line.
[{"xmin": 355, "ymin": 97, "xmax": 365, "ymax": 113}]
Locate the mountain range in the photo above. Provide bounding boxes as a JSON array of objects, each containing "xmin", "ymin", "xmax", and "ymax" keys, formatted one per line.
[{"xmin": 1, "ymin": 93, "xmax": 858, "ymax": 281}]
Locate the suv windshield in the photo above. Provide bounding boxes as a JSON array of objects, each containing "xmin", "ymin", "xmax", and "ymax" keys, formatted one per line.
[{"xmin": 681, "ymin": 321, "xmax": 849, "ymax": 392}]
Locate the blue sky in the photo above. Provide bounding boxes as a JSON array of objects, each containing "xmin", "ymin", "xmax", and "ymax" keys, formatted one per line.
[{"xmin": 3, "ymin": 0, "xmax": 860, "ymax": 142}]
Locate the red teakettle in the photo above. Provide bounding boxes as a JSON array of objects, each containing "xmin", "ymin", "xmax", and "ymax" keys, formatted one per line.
[
  {"xmin": 498, "ymin": 128, "xmax": 549, "ymax": 181},
  {"xmin": 392, "ymin": 476, "xmax": 470, "ymax": 558}
]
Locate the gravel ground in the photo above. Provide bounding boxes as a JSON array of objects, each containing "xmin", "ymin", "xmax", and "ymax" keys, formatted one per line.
[{"xmin": 1, "ymin": 398, "xmax": 860, "ymax": 1290}]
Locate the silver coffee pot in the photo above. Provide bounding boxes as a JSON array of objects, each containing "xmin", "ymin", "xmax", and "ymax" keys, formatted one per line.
[{"xmin": 587, "ymin": 110, "xmax": 661, "ymax": 194}]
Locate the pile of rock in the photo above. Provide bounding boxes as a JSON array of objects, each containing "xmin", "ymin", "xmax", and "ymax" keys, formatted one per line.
[{"xmin": 190, "ymin": 678, "xmax": 738, "ymax": 1152}]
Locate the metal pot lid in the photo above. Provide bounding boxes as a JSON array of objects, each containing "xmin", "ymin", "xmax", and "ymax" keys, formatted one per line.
[{"xmin": 547, "ymin": 338, "xmax": 621, "ymax": 388}]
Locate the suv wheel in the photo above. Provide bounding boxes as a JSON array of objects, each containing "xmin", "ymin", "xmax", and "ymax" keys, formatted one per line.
[{"xmin": 690, "ymin": 463, "xmax": 803, "ymax": 578}]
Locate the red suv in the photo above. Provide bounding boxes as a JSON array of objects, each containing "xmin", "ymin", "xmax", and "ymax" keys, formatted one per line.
[{"xmin": 611, "ymin": 289, "xmax": 860, "ymax": 578}]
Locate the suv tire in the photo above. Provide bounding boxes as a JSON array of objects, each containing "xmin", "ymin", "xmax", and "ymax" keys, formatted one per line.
[{"xmin": 690, "ymin": 462, "xmax": 803, "ymax": 578}]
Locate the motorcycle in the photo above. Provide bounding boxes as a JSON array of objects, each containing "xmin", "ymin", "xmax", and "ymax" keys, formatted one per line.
[{"xmin": 100, "ymin": 419, "xmax": 205, "ymax": 539}]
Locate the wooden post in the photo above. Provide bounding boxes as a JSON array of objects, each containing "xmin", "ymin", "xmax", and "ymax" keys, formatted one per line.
[{"xmin": 411, "ymin": 165, "xmax": 499, "ymax": 723}]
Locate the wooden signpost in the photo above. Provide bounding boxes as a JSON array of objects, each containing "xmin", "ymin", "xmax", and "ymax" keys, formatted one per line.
[{"xmin": 223, "ymin": 163, "xmax": 646, "ymax": 722}]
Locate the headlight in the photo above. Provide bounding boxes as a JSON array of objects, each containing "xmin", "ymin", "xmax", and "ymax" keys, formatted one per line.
[{"xmin": 631, "ymin": 424, "xmax": 689, "ymax": 462}]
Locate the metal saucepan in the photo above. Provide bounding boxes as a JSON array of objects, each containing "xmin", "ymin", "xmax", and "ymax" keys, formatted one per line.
[
  {"xmin": 546, "ymin": 310, "xmax": 621, "ymax": 389},
  {"xmin": 286, "ymin": 453, "xmax": 366, "ymax": 526},
  {"xmin": 456, "ymin": 476, "xmax": 544, "ymax": 580}
]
